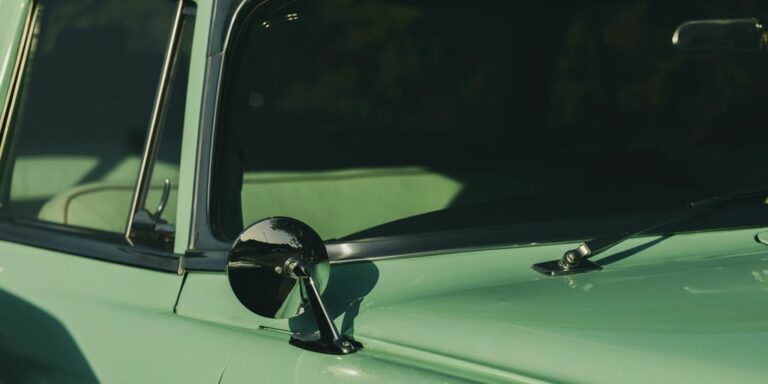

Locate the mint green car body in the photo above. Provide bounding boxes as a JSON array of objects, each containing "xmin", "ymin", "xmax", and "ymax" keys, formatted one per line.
[{"xmin": 1, "ymin": 0, "xmax": 768, "ymax": 383}]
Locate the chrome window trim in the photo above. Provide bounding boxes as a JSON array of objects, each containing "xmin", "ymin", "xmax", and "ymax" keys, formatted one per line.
[{"xmin": 126, "ymin": 0, "xmax": 193, "ymax": 245}]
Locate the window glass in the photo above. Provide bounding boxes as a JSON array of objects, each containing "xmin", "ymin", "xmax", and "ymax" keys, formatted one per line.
[
  {"xmin": 214, "ymin": 0, "xmax": 768, "ymax": 242},
  {"xmin": 1, "ymin": 0, "xmax": 186, "ymax": 235}
]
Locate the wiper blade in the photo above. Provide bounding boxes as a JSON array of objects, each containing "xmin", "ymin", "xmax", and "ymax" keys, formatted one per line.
[{"xmin": 532, "ymin": 186, "xmax": 768, "ymax": 276}]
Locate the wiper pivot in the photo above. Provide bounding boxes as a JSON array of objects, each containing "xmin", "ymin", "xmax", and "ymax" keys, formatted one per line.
[
  {"xmin": 532, "ymin": 233, "xmax": 630, "ymax": 277},
  {"xmin": 532, "ymin": 186, "xmax": 768, "ymax": 277},
  {"xmin": 531, "ymin": 244, "xmax": 602, "ymax": 276}
]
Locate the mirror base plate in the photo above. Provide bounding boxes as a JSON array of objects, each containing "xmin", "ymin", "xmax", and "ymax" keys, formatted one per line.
[{"xmin": 290, "ymin": 333, "xmax": 361, "ymax": 355}]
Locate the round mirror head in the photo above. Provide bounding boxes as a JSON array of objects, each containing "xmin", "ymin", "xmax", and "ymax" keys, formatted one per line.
[{"xmin": 227, "ymin": 217, "xmax": 329, "ymax": 319}]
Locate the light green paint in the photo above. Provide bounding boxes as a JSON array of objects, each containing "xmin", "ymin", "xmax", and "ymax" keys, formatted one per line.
[
  {"xmin": 174, "ymin": 0, "xmax": 213, "ymax": 255},
  {"xmin": 218, "ymin": 328, "xmax": 476, "ymax": 384},
  {"xmin": 0, "ymin": 0, "xmax": 27, "ymax": 125},
  {"xmin": 0, "ymin": 2, "xmax": 225, "ymax": 382},
  {"xmin": 3, "ymin": 0, "xmax": 768, "ymax": 382},
  {"xmin": 0, "ymin": 243, "xmax": 215, "ymax": 382},
  {"xmin": 177, "ymin": 227, "xmax": 768, "ymax": 383}
]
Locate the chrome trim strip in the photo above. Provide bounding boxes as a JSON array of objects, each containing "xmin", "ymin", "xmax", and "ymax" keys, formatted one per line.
[
  {"xmin": 181, "ymin": 238, "xmax": 576, "ymax": 271},
  {"xmin": 221, "ymin": 0, "xmax": 253, "ymax": 54},
  {"xmin": 324, "ymin": 232, "xmax": 581, "ymax": 265},
  {"xmin": 125, "ymin": 0, "xmax": 188, "ymax": 244},
  {"xmin": 327, "ymin": 242, "xmax": 547, "ymax": 265},
  {"xmin": 0, "ymin": 1, "xmax": 37, "ymax": 165}
]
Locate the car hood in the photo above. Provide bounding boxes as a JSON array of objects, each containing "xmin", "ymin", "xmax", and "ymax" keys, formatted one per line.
[{"xmin": 350, "ymin": 228, "xmax": 768, "ymax": 383}]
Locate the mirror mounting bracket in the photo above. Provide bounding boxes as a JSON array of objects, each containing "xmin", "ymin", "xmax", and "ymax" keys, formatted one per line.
[{"xmin": 283, "ymin": 258, "xmax": 359, "ymax": 355}]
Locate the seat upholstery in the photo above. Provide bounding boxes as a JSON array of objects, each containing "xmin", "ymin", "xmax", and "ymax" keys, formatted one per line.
[
  {"xmin": 38, "ymin": 182, "xmax": 178, "ymax": 233},
  {"xmin": 240, "ymin": 167, "xmax": 462, "ymax": 240},
  {"xmin": 38, "ymin": 167, "xmax": 460, "ymax": 238}
]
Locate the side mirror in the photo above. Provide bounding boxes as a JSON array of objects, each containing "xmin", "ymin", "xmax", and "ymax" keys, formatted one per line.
[
  {"xmin": 227, "ymin": 217, "xmax": 358, "ymax": 355},
  {"xmin": 673, "ymin": 18, "xmax": 767, "ymax": 52}
]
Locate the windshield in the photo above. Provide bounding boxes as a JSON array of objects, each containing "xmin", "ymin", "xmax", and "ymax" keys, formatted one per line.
[{"xmin": 213, "ymin": 0, "xmax": 768, "ymax": 243}]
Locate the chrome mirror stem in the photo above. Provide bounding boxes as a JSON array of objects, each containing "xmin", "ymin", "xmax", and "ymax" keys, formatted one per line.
[{"xmin": 285, "ymin": 259, "xmax": 358, "ymax": 355}]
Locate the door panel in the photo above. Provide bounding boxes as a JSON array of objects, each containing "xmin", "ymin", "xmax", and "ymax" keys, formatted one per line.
[
  {"xmin": 175, "ymin": 252, "xmax": 545, "ymax": 384},
  {"xmin": 0, "ymin": 0, "xmax": 235, "ymax": 381},
  {"xmin": 0, "ymin": 241, "xmax": 237, "ymax": 383},
  {"xmin": 218, "ymin": 333, "xmax": 469, "ymax": 384},
  {"xmin": 177, "ymin": 271, "xmax": 470, "ymax": 384}
]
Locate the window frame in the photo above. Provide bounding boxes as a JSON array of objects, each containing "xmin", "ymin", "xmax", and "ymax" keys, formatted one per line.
[{"xmin": 0, "ymin": 0, "xmax": 195, "ymax": 272}]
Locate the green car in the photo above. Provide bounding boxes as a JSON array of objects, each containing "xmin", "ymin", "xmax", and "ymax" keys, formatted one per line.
[{"xmin": 2, "ymin": 0, "xmax": 768, "ymax": 382}]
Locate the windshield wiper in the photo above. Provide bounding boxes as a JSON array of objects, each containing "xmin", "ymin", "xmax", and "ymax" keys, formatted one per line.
[{"xmin": 532, "ymin": 186, "xmax": 768, "ymax": 276}]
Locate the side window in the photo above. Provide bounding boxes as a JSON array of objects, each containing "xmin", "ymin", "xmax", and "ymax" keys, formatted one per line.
[
  {"xmin": 0, "ymin": 0, "xmax": 190, "ymax": 237},
  {"xmin": 214, "ymin": 1, "xmax": 768, "ymax": 243},
  {"xmin": 213, "ymin": 0, "xmax": 526, "ymax": 240}
]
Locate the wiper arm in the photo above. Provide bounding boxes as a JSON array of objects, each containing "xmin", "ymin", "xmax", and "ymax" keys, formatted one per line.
[{"xmin": 532, "ymin": 186, "xmax": 768, "ymax": 276}]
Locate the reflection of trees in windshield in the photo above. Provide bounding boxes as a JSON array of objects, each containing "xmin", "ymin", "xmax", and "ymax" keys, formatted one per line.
[{"xmin": 219, "ymin": 0, "xmax": 768, "ymax": 240}]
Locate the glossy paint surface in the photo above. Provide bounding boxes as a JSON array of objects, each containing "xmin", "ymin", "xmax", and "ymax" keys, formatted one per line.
[
  {"xmin": 0, "ymin": 0, "xmax": 27, "ymax": 120},
  {"xmin": 0, "ymin": 242, "xmax": 191, "ymax": 382},
  {"xmin": 0, "ymin": 0, "xmax": 231, "ymax": 382},
  {"xmin": 3, "ymin": 0, "xmax": 768, "ymax": 382},
  {"xmin": 173, "ymin": 0, "xmax": 213, "ymax": 255},
  {"xmin": 178, "ymin": 227, "xmax": 768, "ymax": 383}
]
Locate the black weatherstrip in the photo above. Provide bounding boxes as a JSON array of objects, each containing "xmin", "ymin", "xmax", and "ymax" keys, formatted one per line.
[{"xmin": 0, "ymin": 220, "xmax": 179, "ymax": 272}]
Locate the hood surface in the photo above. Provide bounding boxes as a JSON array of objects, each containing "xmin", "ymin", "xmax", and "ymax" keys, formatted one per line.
[{"xmin": 350, "ymin": 228, "xmax": 768, "ymax": 383}]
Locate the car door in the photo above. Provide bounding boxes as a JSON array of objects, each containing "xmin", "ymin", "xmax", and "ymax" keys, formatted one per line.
[{"xmin": 0, "ymin": 0, "xmax": 231, "ymax": 382}]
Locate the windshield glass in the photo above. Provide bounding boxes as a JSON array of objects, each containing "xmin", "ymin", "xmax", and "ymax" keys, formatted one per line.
[{"xmin": 213, "ymin": 0, "xmax": 768, "ymax": 242}]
